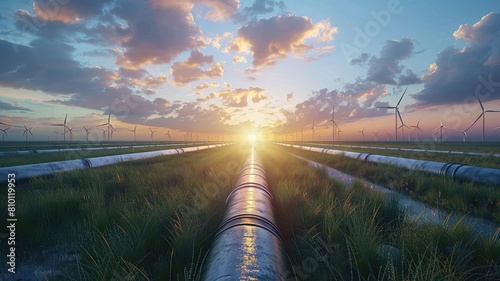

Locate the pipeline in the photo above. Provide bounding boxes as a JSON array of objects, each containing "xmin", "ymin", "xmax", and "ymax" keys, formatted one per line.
[
  {"xmin": 288, "ymin": 152, "xmax": 499, "ymax": 239},
  {"xmin": 0, "ymin": 144, "xmax": 229, "ymax": 184},
  {"xmin": 0, "ymin": 142, "xmax": 209, "ymax": 156},
  {"xmin": 307, "ymin": 143, "xmax": 500, "ymax": 158},
  {"xmin": 277, "ymin": 143, "xmax": 500, "ymax": 186},
  {"xmin": 203, "ymin": 147, "xmax": 286, "ymax": 280}
]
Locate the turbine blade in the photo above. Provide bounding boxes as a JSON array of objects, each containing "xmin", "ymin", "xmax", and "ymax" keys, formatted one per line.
[
  {"xmin": 485, "ymin": 110, "xmax": 500, "ymax": 113},
  {"xmin": 465, "ymin": 113, "xmax": 483, "ymax": 131},
  {"xmin": 376, "ymin": 106, "xmax": 396, "ymax": 109},
  {"xmin": 397, "ymin": 88, "xmax": 408, "ymax": 106},
  {"xmin": 64, "ymin": 114, "xmax": 67, "ymax": 125},
  {"xmin": 477, "ymin": 95, "xmax": 485, "ymax": 112}
]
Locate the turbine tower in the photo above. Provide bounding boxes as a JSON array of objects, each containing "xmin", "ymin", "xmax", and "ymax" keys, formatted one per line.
[
  {"xmin": 49, "ymin": 113, "xmax": 68, "ymax": 141},
  {"xmin": 433, "ymin": 120, "xmax": 451, "ymax": 142},
  {"xmin": 372, "ymin": 131, "xmax": 379, "ymax": 141},
  {"xmin": 23, "ymin": 125, "xmax": 33, "ymax": 142},
  {"xmin": 376, "ymin": 88, "xmax": 407, "ymax": 141},
  {"xmin": 465, "ymin": 95, "xmax": 500, "ymax": 141},
  {"xmin": 409, "ymin": 120, "xmax": 423, "ymax": 141},
  {"xmin": 100, "ymin": 127, "xmax": 107, "ymax": 141},
  {"xmin": 83, "ymin": 126, "xmax": 92, "ymax": 141},
  {"xmin": 129, "ymin": 125, "xmax": 137, "ymax": 142},
  {"xmin": 0, "ymin": 126, "xmax": 10, "ymax": 141},
  {"xmin": 149, "ymin": 128, "xmax": 157, "ymax": 141},
  {"xmin": 358, "ymin": 127, "xmax": 365, "ymax": 141}
]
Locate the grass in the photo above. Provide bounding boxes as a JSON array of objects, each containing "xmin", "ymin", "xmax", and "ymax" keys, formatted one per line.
[
  {"xmin": 258, "ymin": 144, "xmax": 500, "ymax": 280},
  {"xmin": 304, "ymin": 142, "xmax": 500, "ymax": 170},
  {"xmin": 1, "ymin": 144, "xmax": 246, "ymax": 280},
  {"xmin": 276, "ymin": 144, "xmax": 500, "ymax": 225}
]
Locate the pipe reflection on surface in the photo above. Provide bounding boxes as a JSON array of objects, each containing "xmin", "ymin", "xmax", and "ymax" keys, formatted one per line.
[{"xmin": 202, "ymin": 145, "xmax": 285, "ymax": 280}]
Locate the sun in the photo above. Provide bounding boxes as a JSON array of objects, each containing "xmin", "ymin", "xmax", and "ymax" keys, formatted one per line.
[{"xmin": 248, "ymin": 133, "xmax": 258, "ymax": 142}]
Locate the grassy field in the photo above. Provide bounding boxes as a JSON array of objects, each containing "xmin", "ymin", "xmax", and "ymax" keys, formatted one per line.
[
  {"xmin": 299, "ymin": 142, "xmax": 500, "ymax": 170},
  {"xmin": 276, "ymin": 144, "xmax": 500, "ymax": 225},
  {"xmin": 0, "ymin": 141, "xmax": 199, "ymax": 152},
  {"xmin": 1, "ymin": 144, "xmax": 246, "ymax": 280},
  {"xmin": 258, "ymin": 144, "xmax": 500, "ymax": 280},
  {"xmin": 2, "ymin": 142, "xmax": 498, "ymax": 280}
]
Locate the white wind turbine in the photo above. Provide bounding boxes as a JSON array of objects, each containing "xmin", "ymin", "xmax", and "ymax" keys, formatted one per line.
[
  {"xmin": 409, "ymin": 120, "xmax": 423, "ymax": 141},
  {"xmin": 465, "ymin": 95, "xmax": 500, "ymax": 141},
  {"xmin": 0, "ymin": 126, "xmax": 10, "ymax": 141},
  {"xmin": 100, "ymin": 127, "xmax": 107, "ymax": 140},
  {"xmin": 457, "ymin": 129, "xmax": 468, "ymax": 142},
  {"xmin": 358, "ymin": 127, "xmax": 365, "ymax": 141},
  {"xmin": 23, "ymin": 125, "xmax": 33, "ymax": 142},
  {"xmin": 372, "ymin": 131, "xmax": 379, "ymax": 141},
  {"xmin": 67, "ymin": 127, "xmax": 75, "ymax": 141},
  {"xmin": 99, "ymin": 109, "xmax": 113, "ymax": 141},
  {"xmin": 433, "ymin": 120, "xmax": 452, "ymax": 142},
  {"xmin": 49, "ymin": 113, "xmax": 68, "ymax": 141},
  {"xmin": 82, "ymin": 126, "xmax": 92, "ymax": 141},
  {"xmin": 376, "ymin": 88, "xmax": 407, "ymax": 141},
  {"xmin": 386, "ymin": 132, "xmax": 392, "ymax": 141},
  {"xmin": 129, "ymin": 125, "xmax": 137, "ymax": 142},
  {"xmin": 165, "ymin": 130, "xmax": 171, "ymax": 142},
  {"xmin": 54, "ymin": 131, "xmax": 60, "ymax": 141},
  {"xmin": 149, "ymin": 128, "xmax": 157, "ymax": 141}
]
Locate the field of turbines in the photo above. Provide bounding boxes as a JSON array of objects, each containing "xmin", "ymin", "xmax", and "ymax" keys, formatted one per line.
[{"xmin": 0, "ymin": 136, "xmax": 499, "ymax": 280}]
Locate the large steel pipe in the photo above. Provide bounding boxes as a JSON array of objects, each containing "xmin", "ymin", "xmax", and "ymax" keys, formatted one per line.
[
  {"xmin": 203, "ymin": 147, "xmax": 285, "ymax": 280},
  {"xmin": 0, "ymin": 144, "xmax": 228, "ymax": 184},
  {"xmin": 278, "ymin": 143, "xmax": 500, "ymax": 186}
]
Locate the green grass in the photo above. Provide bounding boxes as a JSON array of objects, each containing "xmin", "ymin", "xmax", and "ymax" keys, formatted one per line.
[
  {"xmin": 258, "ymin": 144, "xmax": 500, "ymax": 281},
  {"xmin": 277, "ymin": 144, "xmax": 500, "ymax": 225},
  {"xmin": 1, "ymin": 144, "xmax": 246, "ymax": 280}
]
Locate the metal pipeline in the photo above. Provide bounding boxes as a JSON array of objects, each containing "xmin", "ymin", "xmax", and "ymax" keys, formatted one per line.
[
  {"xmin": 302, "ymin": 143, "xmax": 500, "ymax": 158},
  {"xmin": 203, "ymin": 147, "xmax": 286, "ymax": 280},
  {"xmin": 0, "ymin": 143, "xmax": 199, "ymax": 156},
  {"xmin": 0, "ymin": 144, "xmax": 229, "ymax": 184},
  {"xmin": 277, "ymin": 143, "xmax": 500, "ymax": 186}
]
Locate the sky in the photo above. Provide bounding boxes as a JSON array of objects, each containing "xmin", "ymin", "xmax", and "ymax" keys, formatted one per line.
[{"xmin": 0, "ymin": 0, "xmax": 500, "ymax": 142}]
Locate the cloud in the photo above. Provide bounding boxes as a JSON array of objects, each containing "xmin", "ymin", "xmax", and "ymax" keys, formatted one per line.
[
  {"xmin": 287, "ymin": 92, "xmax": 293, "ymax": 101},
  {"xmin": 228, "ymin": 14, "xmax": 337, "ymax": 67},
  {"xmin": 350, "ymin": 53, "xmax": 369, "ymax": 65},
  {"xmin": 233, "ymin": 0, "xmax": 286, "ymax": 22},
  {"xmin": 217, "ymin": 87, "xmax": 268, "ymax": 107},
  {"xmin": 195, "ymin": 81, "xmax": 219, "ymax": 90},
  {"xmin": 365, "ymin": 37, "xmax": 420, "ymax": 85},
  {"xmin": 113, "ymin": 1, "xmax": 203, "ymax": 69},
  {"xmin": 171, "ymin": 50, "xmax": 224, "ymax": 85},
  {"xmin": 0, "ymin": 101, "xmax": 33, "ymax": 112},
  {"xmin": 412, "ymin": 12, "xmax": 500, "ymax": 107},
  {"xmin": 32, "ymin": 0, "xmax": 111, "ymax": 23},
  {"xmin": 233, "ymin": 55, "xmax": 248, "ymax": 64}
]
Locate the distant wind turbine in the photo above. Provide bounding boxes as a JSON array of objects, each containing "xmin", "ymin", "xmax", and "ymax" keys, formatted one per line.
[
  {"xmin": 129, "ymin": 125, "xmax": 137, "ymax": 141},
  {"xmin": 99, "ymin": 109, "xmax": 113, "ymax": 141},
  {"xmin": 409, "ymin": 120, "xmax": 423, "ymax": 141},
  {"xmin": 465, "ymin": 95, "xmax": 500, "ymax": 141},
  {"xmin": 376, "ymin": 88, "xmax": 407, "ymax": 141},
  {"xmin": 165, "ymin": 130, "xmax": 171, "ymax": 142},
  {"xmin": 100, "ymin": 127, "xmax": 107, "ymax": 140},
  {"xmin": 23, "ymin": 125, "xmax": 33, "ymax": 142},
  {"xmin": 372, "ymin": 131, "xmax": 379, "ymax": 141},
  {"xmin": 397, "ymin": 111, "xmax": 410, "ymax": 141},
  {"xmin": 54, "ymin": 131, "xmax": 60, "ymax": 141},
  {"xmin": 312, "ymin": 121, "xmax": 315, "ymax": 142},
  {"xmin": 433, "ymin": 120, "xmax": 452, "ymax": 142},
  {"xmin": 149, "ymin": 128, "xmax": 157, "ymax": 141},
  {"xmin": 83, "ymin": 126, "xmax": 92, "ymax": 141},
  {"xmin": 49, "ymin": 113, "xmax": 68, "ymax": 141},
  {"xmin": 358, "ymin": 127, "xmax": 365, "ymax": 141},
  {"xmin": 0, "ymin": 126, "xmax": 10, "ymax": 141},
  {"xmin": 0, "ymin": 121, "xmax": 10, "ymax": 126},
  {"xmin": 67, "ymin": 127, "xmax": 75, "ymax": 141},
  {"xmin": 457, "ymin": 129, "xmax": 468, "ymax": 142},
  {"xmin": 337, "ymin": 129, "xmax": 342, "ymax": 141}
]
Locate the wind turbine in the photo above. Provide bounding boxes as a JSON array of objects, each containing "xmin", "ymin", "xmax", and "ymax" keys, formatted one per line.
[
  {"xmin": 386, "ymin": 132, "xmax": 392, "ymax": 141},
  {"xmin": 0, "ymin": 121, "xmax": 10, "ymax": 126},
  {"xmin": 67, "ymin": 127, "xmax": 74, "ymax": 141},
  {"xmin": 54, "ymin": 131, "xmax": 60, "ymax": 141},
  {"xmin": 433, "ymin": 120, "xmax": 451, "ymax": 142},
  {"xmin": 0, "ymin": 126, "xmax": 10, "ymax": 141},
  {"xmin": 337, "ymin": 129, "xmax": 342, "ymax": 141},
  {"xmin": 312, "ymin": 121, "xmax": 315, "ymax": 142},
  {"xmin": 23, "ymin": 125, "xmax": 33, "ymax": 142},
  {"xmin": 409, "ymin": 120, "xmax": 423, "ymax": 141},
  {"xmin": 165, "ymin": 130, "xmax": 172, "ymax": 142},
  {"xmin": 465, "ymin": 95, "xmax": 500, "ymax": 141},
  {"xmin": 110, "ymin": 125, "xmax": 117, "ymax": 141},
  {"xmin": 372, "ymin": 131, "xmax": 379, "ymax": 141},
  {"xmin": 49, "ymin": 113, "xmax": 68, "ymax": 141},
  {"xmin": 100, "ymin": 127, "xmax": 107, "ymax": 140},
  {"xmin": 376, "ymin": 88, "xmax": 407, "ymax": 141},
  {"xmin": 358, "ymin": 127, "xmax": 365, "ymax": 141},
  {"xmin": 83, "ymin": 126, "xmax": 92, "ymax": 141},
  {"xmin": 457, "ymin": 129, "xmax": 468, "ymax": 142},
  {"xmin": 129, "ymin": 125, "xmax": 137, "ymax": 142},
  {"xmin": 99, "ymin": 109, "xmax": 113, "ymax": 141},
  {"xmin": 149, "ymin": 128, "xmax": 157, "ymax": 141},
  {"xmin": 397, "ymin": 111, "xmax": 409, "ymax": 141}
]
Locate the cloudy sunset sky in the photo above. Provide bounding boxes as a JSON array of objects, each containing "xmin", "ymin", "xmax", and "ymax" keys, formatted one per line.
[{"xmin": 0, "ymin": 0, "xmax": 499, "ymax": 141}]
